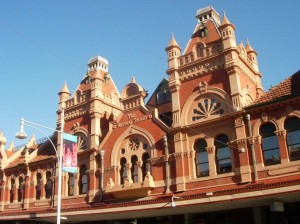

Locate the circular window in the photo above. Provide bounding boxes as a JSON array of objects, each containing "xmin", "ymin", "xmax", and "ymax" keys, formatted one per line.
[
  {"xmin": 121, "ymin": 148, "xmax": 125, "ymax": 154},
  {"xmin": 143, "ymin": 143, "xmax": 148, "ymax": 150}
]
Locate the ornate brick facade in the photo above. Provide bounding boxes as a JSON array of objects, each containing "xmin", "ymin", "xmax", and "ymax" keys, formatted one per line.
[{"xmin": 1, "ymin": 5, "xmax": 300, "ymax": 224}]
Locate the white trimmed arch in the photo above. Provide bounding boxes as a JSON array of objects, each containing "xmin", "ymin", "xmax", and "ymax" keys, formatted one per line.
[
  {"xmin": 181, "ymin": 86, "xmax": 232, "ymax": 126},
  {"xmin": 110, "ymin": 125, "xmax": 157, "ymax": 167}
]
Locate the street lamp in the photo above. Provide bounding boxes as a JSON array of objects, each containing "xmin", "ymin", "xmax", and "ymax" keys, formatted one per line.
[{"xmin": 15, "ymin": 108, "xmax": 65, "ymax": 224}]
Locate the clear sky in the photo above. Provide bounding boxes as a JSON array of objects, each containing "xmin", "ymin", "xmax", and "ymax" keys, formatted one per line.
[{"xmin": 0, "ymin": 1, "xmax": 299, "ymax": 148}]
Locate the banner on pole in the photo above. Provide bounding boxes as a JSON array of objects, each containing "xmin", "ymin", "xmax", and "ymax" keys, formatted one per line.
[{"xmin": 62, "ymin": 133, "xmax": 78, "ymax": 173}]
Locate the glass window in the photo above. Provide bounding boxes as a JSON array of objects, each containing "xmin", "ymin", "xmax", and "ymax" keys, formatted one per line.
[
  {"xmin": 10, "ymin": 178, "xmax": 15, "ymax": 203},
  {"xmin": 36, "ymin": 173, "xmax": 42, "ymax": 200},
  {"xmin": 215, "ymin": 134, "xmax": 232, "ymax": 174},
  {"xmin": 45, "ymin": 171, "xmax": 52, "ymax": 199},
  {"xmin": 68, "ymin": 173, "xmax": 74, "ymax": 196},
  {"xmin": 284, "ymin": 117, "xmax": 300, "ymax": 161},
  {"xmin": 156, "ymin": 89, "xmax": 171, "ymax": 105},
  {"xmin": 260, "ymin": 123, "xmax": 280, "ymax": 166},
  {"xmin": 194, "ymin": 139, "xmax": 209, "ymax": 177},
  {"xmin": 131, "ymin": 155, "xmax": 138, "ymax": 183},
  {"xmin": 18, "ymin": 177, "xmax": 24, "ymax": 202},
  {"xmin": 142, "ymin": 153, "xmax": 150, "ymax": 181},
  {"xmin": 120, "ymin": 158, "xmax": 127, "ymax": 185},
  {"xmin": 79, "ymin": 165, "xmax": 87, "ymax": 194}
]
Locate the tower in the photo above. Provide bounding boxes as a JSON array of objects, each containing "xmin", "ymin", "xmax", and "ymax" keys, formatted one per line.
[{"xmin": 165, "ymin": 34, "xmax": 182, "ymax": 127}]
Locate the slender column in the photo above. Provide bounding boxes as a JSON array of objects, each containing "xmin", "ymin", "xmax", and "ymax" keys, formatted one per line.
[
  {"xmin": 246, "ymin": 114, "xmax": 258, "ymax": 182},
  {"xmin": 23, "ymin": 175, "xmax": 30, "ymax": 209},
  {"xmin": 163, "ymin": 135, "xmax": 170, "ymax": 193}
]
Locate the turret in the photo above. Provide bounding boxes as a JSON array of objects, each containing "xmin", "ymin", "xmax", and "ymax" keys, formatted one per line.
[
  {"xmin": 165, "ymin": 34, "xmax": 181, "ymax": 70},
  {"xmin": 57, "ymin": 81, "xmax": 70, "ymax": 129},
  {"xmin": 58, "ymin": 81, "xmax": 70, "ymax": 107},
  {"xmin": 246, "ymin": 39, "xmax": 259, "ymax": 73},
  {"xmin": 219, "ymin": 12, "xmax": 237, "ymax": 49}
]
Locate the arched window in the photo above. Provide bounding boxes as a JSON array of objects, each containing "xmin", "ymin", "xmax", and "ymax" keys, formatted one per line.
[
  {"xmin": 215, "ymin": 134, "xmax": 232, "ymax": 174},
  {"xmin": 68, "ymin": 173, "xmax": 74, "ymax": 196},
  {"xmin": 142, "ymin": 153, "xmax": 150, "ymax": 181},
  {"xmin": 131, "ymin": 155, "xmax": 138, "ymax": 183},
  {"xmin": 120, "ymin": 158, "xmax": 127, "ymax": 185},
  {"xmin": 79, "ymin": 165, "xmax": 87, "ymax": 194},
  {"xmin": 36, "ymin": 173, "xmax": 42, "ymax": 200},
  {"xmin": 45, "ymin": 171, "xmax": 52, "ymax": 199},
  {"xmin": 10, "ymin": 178, "xmax": 15, "ymax": 203},
  {"xmin": 18, "ymin": 176, "xmax": 24, "ymax": 202},
  {"xmin": 284, "ymin": 117, "xmax": 300, "ymax": 161},
  {"xmin": 260, "ymin": 123, "xmax": 280, "ymax": 166},
  {"xmin": 196, "ymin": 43, "xmax": 205, "ymax": 58},
  {"xmin": 194, "ymin": 139, "xmax": 209, "ymax": 177}
]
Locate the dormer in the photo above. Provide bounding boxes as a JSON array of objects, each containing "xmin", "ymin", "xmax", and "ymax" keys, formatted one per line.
[{"xmin": 120, "ymin": 77, "xmax": 147, "ymax": 111}]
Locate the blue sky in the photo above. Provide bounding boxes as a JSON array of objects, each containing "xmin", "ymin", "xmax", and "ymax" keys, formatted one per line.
[{"xmin": 1, "ymin": 1, "xmax": 299, "ymax": 148}]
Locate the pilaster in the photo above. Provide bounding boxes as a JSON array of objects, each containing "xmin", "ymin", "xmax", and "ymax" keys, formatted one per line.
[
  {"xmin": 275, "ymin": 130, "xmax": 289, "ymax": 164},
  {"xmin": 0, "ymin": 180, "xmax": 5, "ymax": 211},
  {"xmin": 87, "ymin": 169, "xmax": 95, "ymax": 202}
]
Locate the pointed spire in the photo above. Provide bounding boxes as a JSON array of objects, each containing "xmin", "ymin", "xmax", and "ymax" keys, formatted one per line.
[
  {"xmin": 167, "ymin": 33, "xmax": 181, "ymax": 49},
  {"xmin": 7, "ymin": 141, "xmax": 15, "ymax": 152},
  {"xmin": 60, "ymin": 81, "xmax": 70, "ymax": 94},
  {"xmin": 245, "ymin": 38, "xmax": 256, "ymax": 53},
  {"xmin": 221, "ymin": 11, "xmax": 231, "ymax": 25},
  {"xmin": 220, "ymin": 11, "xmax": 235, "ymax": 30},
  {"xmin": 131, "ymin": 76, "xmax": 136, "ymax": 83},
  {"xmin": 0, "ymin": 130, "xmax": 6, "ymax": 145},
  {"xmin": 239, "ymin": 41, "xmax": 245, "ymax": 48}
]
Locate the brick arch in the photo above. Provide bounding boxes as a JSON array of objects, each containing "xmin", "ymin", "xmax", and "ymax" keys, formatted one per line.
[
  {"xmin": 278, "ymin": 109, "xmax": 300, "ymax": 130},
  {"xmin": 110, "ymin": 125, "xmax": 157, "ymax": 168},
  {"xmin": 252, "ymin": 114, "xmax": 279, "ymax": 136}
]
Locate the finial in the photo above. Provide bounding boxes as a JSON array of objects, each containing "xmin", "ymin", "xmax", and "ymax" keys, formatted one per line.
[{"xmin": 131, "ymin": 76, "xmax": 136, "ymax": 83}]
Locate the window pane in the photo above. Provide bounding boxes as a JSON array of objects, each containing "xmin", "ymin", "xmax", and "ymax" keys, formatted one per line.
[
  {"xmin": 262, "ymin": 136, "xmax": 280, "ymax": 166},
  {"xmin": 196, "ymin": 151, "xmax": 207, "ymax": 163},
  {"xmin": 215, "ymin": 134, "xmax": 231, "ymax": 174},
  {"xmin": 287, "ymin": 130, "xmax": 300, "ymax": 161},
  {"xmin": 198, "ymin": 163, "xmax": 209, "ymax": 176},
  {"xmin": 217, "ymin": 147, "xmax": 230, "ymax": 160},
  {"xmin": 218, "ymin": 158, "xmax": 232, "ymax": 173}
]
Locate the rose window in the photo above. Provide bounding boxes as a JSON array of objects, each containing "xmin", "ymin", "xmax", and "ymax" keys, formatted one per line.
[{"xmin": 128, "ymin": 138, "xmax": 140, "ymax": 151}]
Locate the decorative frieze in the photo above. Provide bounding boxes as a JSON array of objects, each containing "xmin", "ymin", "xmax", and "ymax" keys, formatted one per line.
[
  {"xmin": 105, "ymin": 166, "xmax": 118, "ymax": 173},
  {"xmin": 248, "ymin": 136, "xmax": 261, "ymax": 145},
  {"xmin": 150, "ymin": 157, "xmax": 164, "ymax": 165}
]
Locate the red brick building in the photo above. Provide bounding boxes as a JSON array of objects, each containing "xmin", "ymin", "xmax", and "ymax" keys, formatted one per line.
[{"xmin": 1, "ymin": 6, "xmax": 300, "ymax": 224}]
